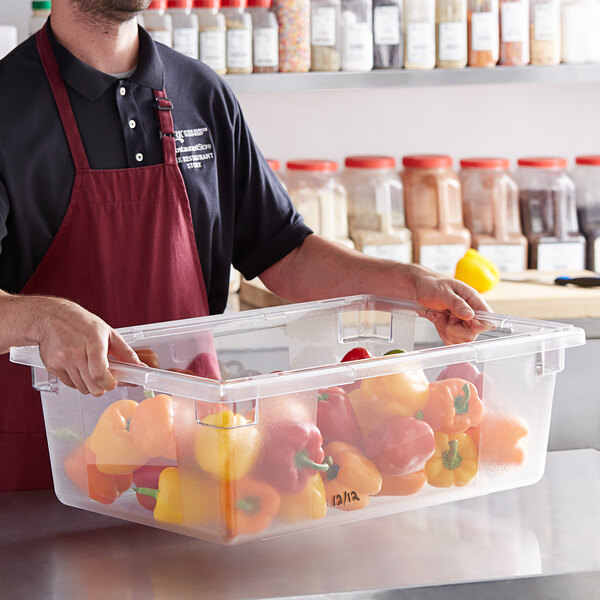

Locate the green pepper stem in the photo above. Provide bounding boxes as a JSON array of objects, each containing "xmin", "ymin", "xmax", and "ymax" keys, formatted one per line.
[
  {"xmin": 317, "ymin": 393, "xmax": 329, "ymax": 402},
  {"xmin": 415, "ymin": 410, "xmax": 424, "ymax": 420},
  {"xmin": 383, "ymin": 349, "xmax": 405, "ymax": 356},
  {"xmin": 453, "ymin": 384, "xmax": 471, "ymax": 415},
  {"xmin": 323, "ymin": 456, "xmax": 340, "ymax": 481},
  {"xmin": 442, "ymin": 439, "xmax": 463, "ymax": 471},
  {"xmin": 144, "ymin": 389, "xmax": 156, "ymax": 399},
  {"xmin": 295, "ymin": 450, "xmax": 329, "ymax": 472},
  {"xmin": 236, "ymin": 497, "xmax": 260, "ymax": 514},
  {"xmin": 134, "ymin": 486, "xmax": 159, "ymax": 500}
]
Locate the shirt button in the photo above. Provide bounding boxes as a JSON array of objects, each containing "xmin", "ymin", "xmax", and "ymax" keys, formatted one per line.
[
  {"xmin": 129, "ymin": 119, "xmax": 137, "ymax": 129},
  {"xmin": 135, "ymin": 153, "xmax": 143, "ymax": 162},
  {"xmin": 119, "ymin": 86, "xmax": 127, "ymax": 96}
]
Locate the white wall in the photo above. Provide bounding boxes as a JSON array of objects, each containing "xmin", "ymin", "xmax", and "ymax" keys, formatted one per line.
[{"xmin": 0, "ymin": 0, "xmax": 29, "ymax": 43}]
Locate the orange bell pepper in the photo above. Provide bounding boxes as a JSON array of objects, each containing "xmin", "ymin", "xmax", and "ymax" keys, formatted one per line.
[
  {"xmin": 135, "ymin": 348, "xmax": 160, "ymax": 368},
  {"xmin": 422, "ymin": 378, "xmax": 483, "ymax": 434},
  {"xmin": 425, "ymin": 432, "xmax": 478, "ymax": 488},
  {"xmin": 88, "ymin": 399, "xmax": 149, "ymax": 475},
  {"xmin": 322, "ymin": 441, "xmax": 382, "ymax": 511},
  {"xmin": 279, "ymin": 474, "xmax": 328, "ymax": 522},
  {"xmin": 130, "ymin": 393, "xmax": 176, "ymax": 460},
  {"xmin": 377, "ymin": 470, "xmax": 427, "ymax": 497},
  {"xmin": 470, "ymin": 413, "xmax": 528, "ymax": 466}
]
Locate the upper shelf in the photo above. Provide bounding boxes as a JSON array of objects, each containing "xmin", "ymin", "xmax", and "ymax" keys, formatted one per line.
[{"xmin": 224, "ymin": 64, "xmax": 600, "ymax": 94}]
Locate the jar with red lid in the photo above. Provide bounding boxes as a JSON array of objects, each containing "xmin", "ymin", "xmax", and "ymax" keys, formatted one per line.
[
  {"xmin": 285, "ymin": 160, "xmax": 354, "ymax": 248},
  {"xmin": 460, "ymin": 157, "xmax": 527, "ymax": 272},
  {"xmin": 247, "ymin": 0, "xmax": 279, "ymax": 73},
  {"xmin": 402, "ymin": 155, "xmax": 471, "ymax": 274},
  {"xmin": 145, "ymin": 0, "xmax": 174, "ymax": 48},
  {"xmin": 222, "ymin": 0, "xmax": 254, "ymax": 74},
  {"xmin": 516, "ymin": 157, "xmax": 585, "ymax": 271},
  {"xmin": 499, "ymin": 0, "xmax": 530, "ymax": 66},
  {"xmin": 194, "ymin": 0, "xmax": 227, "ymax": 75},
  {"xmin": 573, "ymin": 156, "xmax": 600, "ymax": 271},
  {"xmin": 168, "ymin": 0, "xmax": 199, "ymax": 59},
  {"xmin": 342, "ymin": 156, "xmax": 411, "ymax": 263}
]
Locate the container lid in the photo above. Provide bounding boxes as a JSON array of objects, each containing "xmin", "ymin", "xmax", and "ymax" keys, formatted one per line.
[
  {"xmin": 402, "ymin": 155, "xmax": 453, "ymax": 169},
  {"xmin": 267, "ymin": 159, "xmax": 280, "ymax": 171},
  {"xmin": 460, "ymin": 157, "xmax": 510, "ymax": 170},
  {"xmin": 517, "ymin": 157, "xmax": 568, "ymax": 169},
  {"xmin": 345, "ymin": 156, "xmax": 396, "ymax": 170},
  {"xmin": 575, "ymin": 155, "xmax": 600, "ymax": 166},
  {"xmin": 167, "ymin": 0, "xmax": 192, "ymax": 8},
  {"xmin": 193, "ymin": 0, "xmax": 219, "ymax": 7},
  {"xmin": 286, "ymin": 159, "xmax": 338, "ymax": 172},
  {"xmin": 148, "ymin": 0, "xmax": 167, "ymax": 8},
  {"xmin": 247, "ymin": 0, "xmax": 272, "ymax": 6},
  {"xmin": 32, "ymin": 1, "xmax": 51, "ymax": 9},
  {"xmin": 221, "ymin": 0, "xmax": 246, "ymax": 7}
]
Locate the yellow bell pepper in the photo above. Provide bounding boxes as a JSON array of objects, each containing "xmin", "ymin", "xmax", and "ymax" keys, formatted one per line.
[
  {"xmin": 454, "ymin": 249, "xmax": 500, "ymax": 293},
  {"xmin": 136, "ymin": 466, "xmax": 183, "ymax": 524},
  {"xmin": 194, "ymin": 410, "xmax": 260, "ymax": 481},
  {"xmin": 279, "ymin": 474, "xmax": 328, "ymax": 522},
  {"xmin": 425, "ymin": 432, "xmax": 478, "ymax": 488}
]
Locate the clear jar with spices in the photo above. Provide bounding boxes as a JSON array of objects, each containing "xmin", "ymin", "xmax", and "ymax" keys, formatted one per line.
[
  {"xmin": 561, "ymin": 0, "xmax": 600, "ymax": 64},
  {"xmin": 168, "ymin": 0, "xmax": 199, "ymax": 59},
  {"xmin": 530, "ymin": 0, "xmax": 560, "ymax": 65},
  {"xmin": 343, "ymin": 156, "xmax": 412, "ymax": 262},
  {"xmin": 468, "ymin": 0, "xmax": 499, "ymax": 67},
  {"xmin": 222, "ymin": 0, "xmax": 253, "ymax": 74},
  {"xmin": 193, "ymin": 0, "xmax": 226, "ymax": 74},
  {"xmin": 373, "ymin": 0, "xmax": 403, "ymax": 69},
  {"xmin": 286, "ymin": 160, "xmax": 354, "ymax": 248},
  {"xmin": 145, "ymin": 0, "xmax": 174, "ymax": 48},
  {"xmin": 402, "ymin": 155, "xmax": 471, "ymax": 274},
  {"xmin": 273, "ymin": 0, "xmax": 311, "ymax": 72},
  {"xmin": 247, "ymin": 0, "xmax": 279, "ymax": 72},
  {"xmin": 573, "ymin": 156, "xmax": 600, "ymax": 271},
  {"xmin": 499, "ymin": 0, "xmax": 530, "ymax": 65},
  {"xmin": 437, "ymin": 0, "xmax": 468, "ymax": 68},
  {"xmin": 460, "ymin": 158, "xmax": 528, "ymax": 272},
  {"xmin": 310, "ymin": 0, "xmax": 342, "ymax": 71},
  {"xmin": 341, "ymin": 0, "xmax": 374, "ymax": 71},
  {"xmin": 404, "ymin": 0, "xmax": 436, "ymax": 70},
  {"xmin": 516, "ymin": 157, "xmax": 585, "ymax": 271}
]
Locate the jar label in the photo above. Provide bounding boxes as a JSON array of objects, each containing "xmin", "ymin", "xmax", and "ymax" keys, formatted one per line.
[
  {"xmin": 374, "ymin": 6, "xmax": 401, "ymax": 46},
  {"xmin": 477, "ymin": 243, "xmax": 526, "ymax": 272},
  {"xmin": 406, "ymin": 22, "xmax": 435, "ymax": 65},
  {"xmin": 148, "ymin": 28, "xmax": 173, "ymax": 48},
  {"xmin": 173, "ymin": 28, "xmax": 199, "ymax": 59},
  {"xmin": 362, "ymin": 243, "xmax": 412, "ymax": 263},
  {"xmin": 200, "ymin": 29, "xmax": 226, "ymax": 72},
  {"xmin": 312, "ymin": 7, "xmax": 337, "ymax": 46},
  {"xmin": 534, "ymin": 2, "xmax": 559, "ymax": 42},
  {"xmin": 471, "ymin": 12, "xmax": 496, "ymax": 52},
  {"xmin": 438, "ymin": 21, "xmax": 467, "ymax": 61},
  {"xmin": 419, "ymin": 244, "xmax": 468, "ymax": 275},
  {"xmin": 342, "ymin": 21, "xmax": 373, "ymax": 68},
  {"xmin": 536, "ymin": 241, "xmax": 586, "ymax": 271},
  {"xmin": 227, "ymin": 28, "xmax": 252, "ymax": 70},
  {"xmin": 253, "ymin": 27, "xmax": 279, "ymax": 67},
  {"xmin": 501, "ymin": 2, "xmax": 528, "ymax": 43}
]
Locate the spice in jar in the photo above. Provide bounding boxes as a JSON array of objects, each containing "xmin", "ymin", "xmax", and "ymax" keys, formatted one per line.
[
  {"xmin": 247, "ymin": 0, "xmax": 279, "ymax": 73},
  {"xmin": 144, "ymin": 0, "xmax": 174, "ymax": 48},
  {"xmin": 468, "ymin": 0, "xmax": 499, "ymax": 67},
  {"xmin": 273, "ymin": 0, "xmax": 311, "ymax": 72},
  {"xmin": 573, "ymin": 156, "xmax": 600, "ymax": 271},
  {"xmin": 373, "ymin": 0, "xmax": 403, "ymax": 69},
  {"xmin": 341, "ymin": 0, "xmax": 374, "ymax": 72},
  {"xmin": 499, "ymin": 0, "xmax": 530, "ymax": 66},
  {"xmin": 530, "ymin": 0, "xmax": 560, "ymax": 65},
  {"xmin": 222, "ymin": 0, "xmax": 253, "ymax": 74},
  {"xmin": 436, "ymin": 0, "xmax": 468, "ymax": 69},
  {"xmin": 404, "ymin": 0, "xmax": 436, "ymax": 70},
  {"xmin": 311, "ymin": 0, "xmax": 342, "ymax": 71},
  {"xmin": 194, "ymin": 0, "xmax": 226, "ymax": 75}
]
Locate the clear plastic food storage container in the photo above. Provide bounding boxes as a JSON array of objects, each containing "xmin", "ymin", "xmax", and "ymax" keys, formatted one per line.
[
  {"xmin": 499, "ymin": 0, "xmax": 530, "ymax": 65},
  {"xmin": 341, "ymin": 0, "xmax": 374, "ymax": 71},
  {"xmin": 11, "ymin": 296, "xmax": 585, "ymax": 544},
  {"xmin": 222, "ymin": 0, "xmax": 254, "ymax": 74},
  {"xmin": 311, "ymin": 0, "xmax": 342, "ymax": 71},
  {"xmin": 530, "ymin": 0, "xmax": 561, "ymax": 65},
  {"xmin": 468, "ymin": 0, "xmax": 499, "ymax": 67},
  {"xmin": 168, "ymin": 0, "xmax": 200, "ymax": 59},
  {"xmin": 436, "ymin": 0, "xmax": 468, "ymax": 69},
  {"xmin": 573, "ymin": 155, "xmax": 600, "ymax": 272},
  {"xmin": 404, "ymin": 0, "xmax": 436, "ymax": 70},
  {"xmin": 194, "ymin": 0, "xmax": 227, "ymax": 75},
  {"xmin": 373, "ymin": 0, "xmax": 404, "ymax": 69},
  {"xmin": 144, "ymin": 0, "xmax": 174, "ymax": 48},
  {"xmin": 247, "ymin": 0, "xmax": 279, "ymax": 72}
]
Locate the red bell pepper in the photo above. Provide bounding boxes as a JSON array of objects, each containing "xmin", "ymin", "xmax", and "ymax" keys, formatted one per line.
[
  {"xmin": 365, "ymin": 415, "xmax": 436, "ymax": 476},
  {"xmin": 317, "ymin": 387, "xmax": 363, "ymax": 448},
  {"xmin": 436, "ymin": 362, "xmax": 484, "ymax": 398},
  {"xmin": 133, "ymin": 464, "xmax": 170, "ymax": 511},
  {"xmin": 341, "ymin": 347, "xmax": 372, "ymax": 362}
]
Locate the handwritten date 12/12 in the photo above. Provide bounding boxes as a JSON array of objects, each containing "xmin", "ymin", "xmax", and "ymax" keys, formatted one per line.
[{"xmin": 331, "ymin": 490, "xmax": 360, "ymax": 507}]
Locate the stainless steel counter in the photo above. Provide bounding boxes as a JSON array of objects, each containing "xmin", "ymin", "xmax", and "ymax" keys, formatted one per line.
[{"xmin": 1, "ymin": 449, "xmax": 598, "ymax": 599}]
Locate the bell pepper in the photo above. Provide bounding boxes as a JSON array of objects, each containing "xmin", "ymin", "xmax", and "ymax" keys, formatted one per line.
[
  {"xmin": 135, "ymin": 348, "xmax": 160, "ymax": 368},
  {"xmin": 130, "ymin": 393, "xmax": 176, "ymax": 460},
  {"xmin": 317, "ymin": 386, "xmax": 363, "ymax": 448},
  {"xmin": 377, "ymin": 470, "xmax": 427, "ymax": 497},
  {"xmin": 470, "ymin": 413, "xmax": 528, "ymax": 466},
  {"xmin": 454, "ymin": 248, "xmax": 500, "ymax": 293},
  {"xmin": 194, "ymin": 410, "xmax": 260, "ymax": 482},
  {"xmin": 255, "ymin": 421, "xmax": 329, "ymax": 494},
  {"xmin": 436, "ymin": 362, "xmax": 484, "ymax": 398},
  {"xmin": 279, "ymin": 474, "xmax": 328, "ymax": 522},
  {"xmin": 322, "ymin": 441, "xmax": 382, "ymax": 511},
  {"xmin": 423, "ymin": 378, "xmax": 483, "ymax": 434},
  {"xmin": 365, "ymin": 415, "xmax": 435, "ymax": 476},
  {"xmin": 133, "ymin": 464, "xmax": 169, "ymax": 511},
  {"xmin": 341, "ymin": 347, "xmax": 372, "ymax": 362},
  {"xmin": 222, "ymin": 476, "xmax": 281, "ymax": 537},
  {"xmin": 135, "ymin": 466, "xmax": 183, "ymax": 524},
  {"xmin": 88, "ymin": 399, "xmax": 149, "ymax": 475},
  {"xmin": 425, "ymin": 432, "xmax": 478, "ymax": 488}
]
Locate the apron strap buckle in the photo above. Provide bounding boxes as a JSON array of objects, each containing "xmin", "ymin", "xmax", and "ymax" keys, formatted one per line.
[{"xmin": 155, "ymin": 96, "xmax": 174, "ymax": 111}]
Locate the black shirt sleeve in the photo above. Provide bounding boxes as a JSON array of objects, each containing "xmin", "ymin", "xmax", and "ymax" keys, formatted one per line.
[{"xmin": 0, "ymin": 168, "xmax": 8, "ymax": 257}]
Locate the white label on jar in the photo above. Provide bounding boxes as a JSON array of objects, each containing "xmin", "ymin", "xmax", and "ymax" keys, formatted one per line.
[
  {"xmin": 471, "ymin": 12, "xmax": 496, "ymax": 51},
  {"xmin": 342, "ymin": 22, "xmax": 373, "ymax": 67},
  {"xmin": 536, "ymin": 241, "xmax": 586, "ymax": 271},
  {"xmin": 253, "ymin": 27, "xmax": 279, "ymax": 67},
  {"xmin": 406, "ymin": 22, "xmax": 435, "ymax": 65},
  {"xmin": 438, "ymin": 22, "xmax": 467, "ymax": 61},
  {"xmin": 148, "ymin": 28, "xmax": 173, "ymax": 48},
  {"xmin": 312, "ymin": 7, "xmax": 337, "ymax": 46},
  {"xmin": 534, "ymin": 2, "xmax": 559, "ymax": 42},
  {"xmin": 594, "ymin": 237, "xmax": 600, "ymax": 272},
  {"xmin": 173, "ymin": 28, "xmax": 198, "ymax": 59},
  {"xmin": 227, "ymin": 28, "xmax": 252, "ymax": 70},
  {"xmin": 362, "ymin": 243, "xmax": 412, "ymax": 263},
  {"xmin": 419, "ymin": 244, "xmax": 468, "ymax": 274},
  {"xmin": 478, "ymin": 244, "xmax": 526, "ymax": 272},
  {"xmin": 200, "ymin": 30, "xmax": 226, "ymax": 72},
  {"xmin": 501, "ymin": 2, "xmax": 528, "ymax": 43},
  {"xmin": 374, "ymin": 6, "xmax": 401, "ymax": 45}
]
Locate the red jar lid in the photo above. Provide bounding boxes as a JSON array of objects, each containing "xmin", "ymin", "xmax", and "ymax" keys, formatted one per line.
[
  {"xmin": 221, "ymin": 0, "xmax": 246, "ymax": 7},
  {"xmin": 148, "ymin": 0, "xmax": 167, "ymax": 9},
  {"xmin": 193, "ymin": 0, "xmax": 219, "ymax": 8},
  {"xmin": 517, "ymin": 157, "xmax": 568, "ymax": 169},
  {"xmin": 167, "ymin": 0, "xmax": 191, "ymax": 8},
  {"xmin": 286, "ymin": 160, "xmax": 338, "ymax": 172},
  {"xmin": 247, "ymin": 0, "xmax": 271, "ymax": 6},
  {"xmin": 267, "ymin": 159, "xmax": 280, "ymax": 171},
  {"xmin": 460, "ymin": 157, "xmax": 510, "ymax": 170},
  {"xmin": 345, "ymin": 156, "xmax": 396, "ymax": 170},
  {"xmin": 575, "ymin": 155, "xmax": 600, "ymax": 166},
  {"xmin": 402, "ymin": 155, "xmax": 453, "ymax": 169}
]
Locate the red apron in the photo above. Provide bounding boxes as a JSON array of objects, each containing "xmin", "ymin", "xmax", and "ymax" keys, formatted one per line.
[{"xmin": 0, "ymin": 25, "xmax": 210, "ymax": 491}]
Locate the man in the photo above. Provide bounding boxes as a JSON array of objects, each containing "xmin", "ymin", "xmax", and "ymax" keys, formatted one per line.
[{"xmin": 0, "ymin": 0, "xmax": 490, "ymax": 491}]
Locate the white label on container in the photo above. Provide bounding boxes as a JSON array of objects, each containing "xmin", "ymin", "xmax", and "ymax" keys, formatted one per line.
[
  {"xmin": 227, "ymin": 28, "xmax": 252, "ymax": 70},
  {"xmin": 374, "ymin": 6, "xmax": 401, "ymax": 45},
  {"xmin": 311, "ymin": 7, "xmax": 337, "ymax": 46},
  {"xmin": 438, "ymin": 21, "xmax": 467, "ymax": 61},
  {"xmin": 200, "ymin": 30, "xmax": 226, "ymax": 72},
  {"xmin": 478, "ymin": 244, "xmax": 526, "ymax": 272},
  {"xmin": 342, "ymin": 22, "xmax": 373, "ymax": 66},
  {"xmin": 419, "ymin": 244, "xmax": 468, "ymax": 275},
  {"xmin": 471, "ymin": 12, "xmax": 496, "ymax": 51},
  {"xmin": 536, "ymin": 242, "xmax": 586, "ymax": 271},
  {"xmin": 253, "ymin": 27, "xmax": 279, "ymax": 67},
  {"xmin": 595, "ymin": 238, "xmax": 600, "ymax": 272},
  {"xmin": 534, "ymin": 3, "xmax": 559, "ymax": 42},
  {"xmin": 406, "ymin": 22, "xmax": 435, "ymax": 65},
  {"xmin": 148, "ymin": 28, "xmax": 173, "ymax": 48},
  {"xmin": 362, "ymin": 243, "xmax": 412, "ymax": 263},
  {"xmin": 173, "ymin": 28, "xmax": 198, "ymax": 59},
  {"xmin": 501, "ymin": 2, "xmax": 528, "ymax": 43}
]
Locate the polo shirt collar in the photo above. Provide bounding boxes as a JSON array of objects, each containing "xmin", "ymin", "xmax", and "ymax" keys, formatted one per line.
[{"xmin": 47, "ymin": 19, "xmax": 165, "ymax": 101}]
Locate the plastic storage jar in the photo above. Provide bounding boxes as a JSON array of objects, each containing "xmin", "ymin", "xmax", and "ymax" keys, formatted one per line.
[
  {"xmin": 530, "ymin": 0, "xmax": 560, "ymax": 65},
  {"xmin": 373, "ymin": 0, "xmax": 403, "ymax": 69},
  {"xmin": 341, "ymin": 0, "xmax": 374, "ymax": 71},
  {"xmin": 286, "ymin": 160, "xmax": 354, "ymax": 248},
  {"xmin": 460, "ymin": 158, "xmax": 528, "ymax": 272},
  {"xmin": 499, "ymin": 0, "xmax": 530, "ymax": 65},
  {"xmin": 145, "ymin": 0, "xmax": 174, "ymax": 47},
  {"xmin": 247, "ymin": 0, "xmax": 279, "ymax": 72},
  {"xmin": 273, "ymin": 0, "xmax": 311, "ymax": 72},
  {"xmin": 194, "ymin": 0, "xmax": 226, "ymax": 74},
  {"xmin": 468, "ymin": 0, "xmax": 499, "ymax": 67},
  {"xmin": 168, "ymin": 0, "xmax": 199, "ymax": 59},
  {"xmin": 222, "ymin": 0, "xmax": 253, "ymax": 74},
  {"xmin": 30, "ymin": 1, "xmax": 51, "ymax": 35},
  {"xmin": 402, "ymin": 155, "xmax": 471, "ymax": 274},
  {"xmin": 404, "ymin": 0, "xmax": 436, "ymax": 70},
  {"xmin": 561, "ymin": 0, "xmax": 600, "ymax": 64},
  {"xmin": 516, "ymin": 157, "xmax": 586, "ymax": 271},
  {"xmin": 343, "ymin": 156, "xmax": 412, "ymax": 263},
  {"xmin": 310, "ymin": 0, "xmax": 342, "ymax": 71},
  {"xmin": 573, "ymin": 156, "xmax": 600, "ymax": 271},
  {"xmin": 436, "ymin": 0, "xmax": 468, "ymax": 69}
]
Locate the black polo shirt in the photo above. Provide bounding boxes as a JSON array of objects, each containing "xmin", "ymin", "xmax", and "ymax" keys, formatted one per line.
[{"xmin": 0, "ymin": 23, "xmax": 310, "ymax": 314}]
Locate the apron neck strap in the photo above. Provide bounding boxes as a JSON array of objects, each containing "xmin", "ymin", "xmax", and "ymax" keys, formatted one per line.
[{"xmin": 154, "ymin": 90, "xmax": 177, "ymax": 165}]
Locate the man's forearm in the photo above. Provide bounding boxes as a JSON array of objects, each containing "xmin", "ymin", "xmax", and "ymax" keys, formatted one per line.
[{"xmin": 0, "ymin": 291, "xmax": 43, "ymax": 354}]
